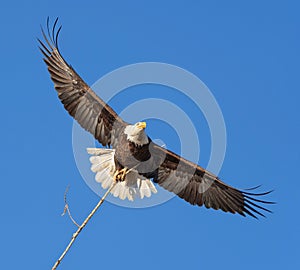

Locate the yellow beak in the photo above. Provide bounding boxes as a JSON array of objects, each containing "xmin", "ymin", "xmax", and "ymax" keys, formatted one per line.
[{"xmin": 137, "ymin": 122, "xmax": 146, "ymax": 129}]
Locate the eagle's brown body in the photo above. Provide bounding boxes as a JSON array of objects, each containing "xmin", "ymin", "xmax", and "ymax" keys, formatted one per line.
[{"xmin": 114, "ymin": 132, "xmax": 152, "ymax": 170}]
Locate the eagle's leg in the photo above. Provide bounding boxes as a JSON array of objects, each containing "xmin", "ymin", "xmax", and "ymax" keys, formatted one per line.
[{"xmin": 114, "ymin": 167, "xmax": 128, "ymax": 182}]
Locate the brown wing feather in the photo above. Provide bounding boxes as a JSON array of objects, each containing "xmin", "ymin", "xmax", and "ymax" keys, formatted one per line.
[
  {"xmin": 152, "ymin": 144, "xmax": 273, "ymax": 218},
  {"xmin": 38, "ymin": 18, "xmax": 127, "ymax": 147}
]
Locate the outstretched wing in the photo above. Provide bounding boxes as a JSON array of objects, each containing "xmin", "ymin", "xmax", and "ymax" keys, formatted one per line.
[
  {"xmin": 151, "ymin": 144, "xmax": 273, "ymax": 218},
  {"xmin": 38, "ymin": 18, "xmax": 127, "ymax": 147}
]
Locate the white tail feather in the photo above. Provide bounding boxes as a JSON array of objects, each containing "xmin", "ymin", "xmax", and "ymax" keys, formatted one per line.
[{"xmin": 87, "ymin": 148, "xmax": 157, "ymax": 201}]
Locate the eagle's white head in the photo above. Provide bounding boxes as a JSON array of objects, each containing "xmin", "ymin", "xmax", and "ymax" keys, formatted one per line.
[{"xmin": 124, "ymin": 122, "xmax": 149, "ymax": 146}]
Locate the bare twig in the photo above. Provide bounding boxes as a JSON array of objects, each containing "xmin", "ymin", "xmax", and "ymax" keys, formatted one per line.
[
  {"xmin": 51, "ymin": 181, "xmax": 117, "ymax": 270},
  {"xmin": 61, "ymin": 185, "xmax": 80, "ymax": 227}
]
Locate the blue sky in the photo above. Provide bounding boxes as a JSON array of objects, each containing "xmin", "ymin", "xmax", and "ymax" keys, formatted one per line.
[{"xmin": 1, "ymin": 1, "xmax": 299, "ymax": 269}]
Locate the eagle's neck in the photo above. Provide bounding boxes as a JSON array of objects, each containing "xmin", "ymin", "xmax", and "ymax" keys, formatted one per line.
[{"xmin": 124, "ymin": 125, "xmax": 149, "ymax": 147}]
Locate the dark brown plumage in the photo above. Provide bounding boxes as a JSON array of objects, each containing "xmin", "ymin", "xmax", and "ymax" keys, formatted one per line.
[{"xmin": 39, "ymin": 18, "xmax": 274, "ymax": 218}]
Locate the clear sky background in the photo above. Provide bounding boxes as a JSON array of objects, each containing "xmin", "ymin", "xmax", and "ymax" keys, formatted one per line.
[{"xmin": 1, "ymin": 1, "xmax": 299, "ymax": 269}]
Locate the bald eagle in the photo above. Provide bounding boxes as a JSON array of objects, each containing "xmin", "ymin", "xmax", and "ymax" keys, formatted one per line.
[{"xmin": 38, "ymin": 18, "xmax": 273, "ymax": 218}]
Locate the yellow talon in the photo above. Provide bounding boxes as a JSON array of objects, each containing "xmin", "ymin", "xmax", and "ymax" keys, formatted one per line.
[{"xmin": 114, "ymin": 168, "xmax": 128, "ymax": 182}]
